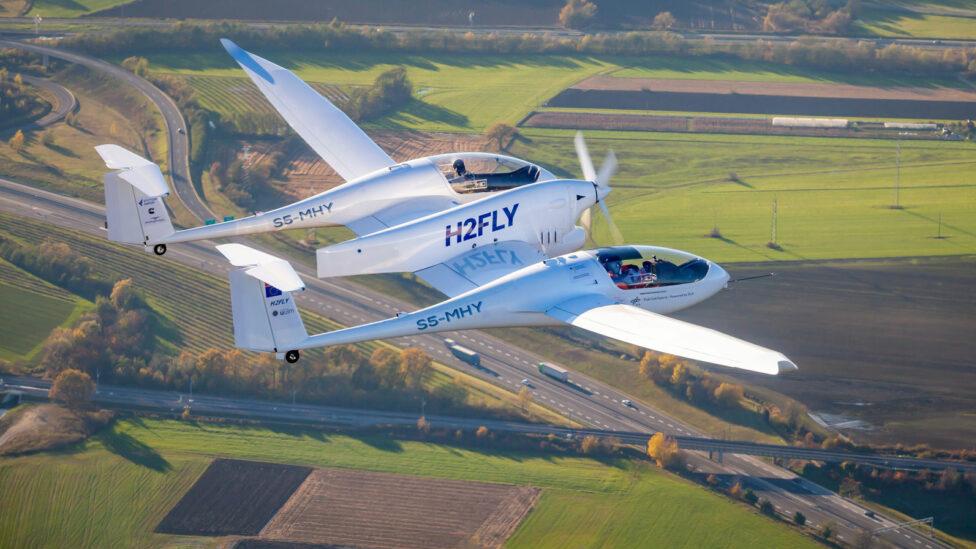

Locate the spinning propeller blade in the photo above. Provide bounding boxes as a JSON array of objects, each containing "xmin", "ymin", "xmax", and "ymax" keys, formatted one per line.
[{"xmin": 575, "ymin": 132, "xmax": 622, "ymax": 246}]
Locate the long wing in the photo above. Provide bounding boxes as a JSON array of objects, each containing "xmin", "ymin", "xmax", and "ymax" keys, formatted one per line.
[
  {"xmin": 547, "ymin": 295, "xmax": 797, "ymax": 375},
  {"xmin": 221, "ymin": 39, "xmax": 394, "ymax": 182},
  {"xmin": 415, "ymin": 240, "xmax": 547, "ymax": 297}
]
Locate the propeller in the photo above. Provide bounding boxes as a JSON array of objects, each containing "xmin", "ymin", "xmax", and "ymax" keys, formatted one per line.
[{"xmin": 574, "ymin": 131, "xmax": 623, "ymax": 246}]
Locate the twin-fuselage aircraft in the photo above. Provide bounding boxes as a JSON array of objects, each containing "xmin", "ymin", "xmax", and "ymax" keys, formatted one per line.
[{"xmin": 98, "ymin": 39, "xmax": 797, "ymax": 376}]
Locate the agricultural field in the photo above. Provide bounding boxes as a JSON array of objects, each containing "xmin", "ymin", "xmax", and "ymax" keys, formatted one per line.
[
  {"xmin": 855, "ymin": 9, "xmax": 976, "ymax": 40},
  {"xmin": 139, "ymin": 51, "xmax": 615, "ymax": 132},
  {"xmin": 0, "ymin": 418, "xmax": 818, "ymax": 548},
  {"xmin": 16, "ymin": 0, "xmax": 131, "ymax": 18},
  {"xmin": 511, "ymin": 128, "xmax": 976, "ymax": 263},
  {"xmin": 157, "ymin": 459, "xmax": 312, "ymax": 536},
  {"xmin": 261, "ymin": 467, "xmax": 539, "ymax": 548},
  {"xmin": 0, "ymin": 258, "xmax": 88, "ymax": 362},
  {"xmin": 677, "ymin": 257, "xmax": 976, "ymax": 448}
]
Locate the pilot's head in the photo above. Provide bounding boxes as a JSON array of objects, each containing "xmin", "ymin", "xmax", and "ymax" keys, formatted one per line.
[
  {"xmin": 453, "ymin": 159, "xmax": 466, "ymax": 176},
  {"xmin": 607, "ymin": 259, "xmax": 622, "ymax": 275}
]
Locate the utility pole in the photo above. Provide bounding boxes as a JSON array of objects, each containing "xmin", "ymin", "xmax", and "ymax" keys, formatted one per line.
[
  {"xmin": 33, "ymin": 15, "xmax": 42, "ymax": 36},
  {"xmin": 770, "ymin": 199, "xmax": 778, "ymax": 244},
  {"xmin": 937, "ymin": 212, "xmax": 943, "ymax": 239}
]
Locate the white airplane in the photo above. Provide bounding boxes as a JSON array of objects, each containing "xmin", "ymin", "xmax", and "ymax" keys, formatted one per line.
[
  {"xmin": 96, "ymin": 39, "xmax": 614, "ymax": 258},
  {"xmin": 215, "ymin": 240, "xmax": 798, "ymax": 375}
]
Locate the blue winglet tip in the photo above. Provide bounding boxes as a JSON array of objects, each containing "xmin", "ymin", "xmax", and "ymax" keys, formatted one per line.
[{"xmin": 220, "ymin": 38, "xmax": 274, "ymax": 84}]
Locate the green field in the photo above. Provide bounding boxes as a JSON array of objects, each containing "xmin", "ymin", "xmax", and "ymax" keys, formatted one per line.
[
  {"xmin": 0, "ymin": 418, "xmax": 817, "ymax": 548},
  {"xmin": 0, "ymin": 258, "xmax": 88, "ymax": 362},
  {"xmin": 859, "ymin": 11, "xmax": 976, "ymax": 39},
  {"xmin": 512, "ymin": 128, "xmax": 976, "ymax": 263},
  {"xmin": 141, "ymin": 52, "xmax": 614, "ymax": 132},
  {"xmin": 22, "ymin": 0, "xmax": 130, "ymax": 18},
  {"xmin": 607, "ymin": 54, "xmax": 965, "ymax": 88}
]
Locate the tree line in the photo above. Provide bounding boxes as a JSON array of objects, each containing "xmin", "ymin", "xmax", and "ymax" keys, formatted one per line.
[{"xmin": 62, "ymin": 20, "xmax": 976, "ymax": 78}]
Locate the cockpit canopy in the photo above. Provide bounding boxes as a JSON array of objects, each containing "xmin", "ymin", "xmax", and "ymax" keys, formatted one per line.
[
  {"xmin": 431, "ymin": 153, "xmax": 554, "ymax": 195},
  {"xmin": 596, "ymin": 246, "xmax": 710, "ymax": 289}
]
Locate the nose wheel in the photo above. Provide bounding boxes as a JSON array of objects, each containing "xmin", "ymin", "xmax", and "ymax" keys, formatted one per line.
[
  {"xmin": 284, "ymin": 350, "xmax": 300, "ymax": 363},
  {"xmin": 153, "ymin": 244, "xmax": 167, "ymax": 256}
]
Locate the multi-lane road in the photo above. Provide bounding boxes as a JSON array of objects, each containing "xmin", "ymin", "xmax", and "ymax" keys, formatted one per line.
[
  {"xmin": 0, "ymin": 39, "xmax": 950, "ymax": 548},
  {"xmin": 5, "ymin": 374, "xmax": 973, "ymax": 475}
]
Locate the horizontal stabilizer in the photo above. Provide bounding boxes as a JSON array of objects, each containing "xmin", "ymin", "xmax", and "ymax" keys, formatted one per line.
[
  {"xmin": 216, "ymin": 243, "xmax": 305, "ymax": 292},
  {"xmin": 548, "ymin": 296, "xmax": 797, "ymax": 375},
  {"xmin": 95, "ymin": 144, "xmax": 170, "ymax": 197}
]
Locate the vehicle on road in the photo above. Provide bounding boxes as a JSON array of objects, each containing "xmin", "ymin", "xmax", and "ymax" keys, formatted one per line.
[
  {"xmin": 446, "ymin": 343, "xmax": 480, "ymax": 367},
  {"xmin": 520, "ymin": 378, "xmax": 533, "ymax": 388},
  {"xmin": 538, "ymin": 362, "xmax": 570, "ymax": 383},
  {"xmin": 622, "ymin": 399, "xmax": 634, "ymax": 408}
]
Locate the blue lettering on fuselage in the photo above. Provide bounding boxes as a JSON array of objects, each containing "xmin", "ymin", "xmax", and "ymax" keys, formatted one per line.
[
  {"xmin": 416, "ymin": 300, "xmax": 484, "ymax": 330},
  {"xmin": 445, "ymin": 204, "xmax": 519, "ymax": 247},
  {"xmin": 449, "ymin": 249, "xmax": 525, "ymax": 278},
  {"xmin": 272, "ymin": 201, "xmax": 334, "ymax": 229}
]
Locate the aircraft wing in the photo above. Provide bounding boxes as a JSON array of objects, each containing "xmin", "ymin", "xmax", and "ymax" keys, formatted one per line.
[
  {"xmin": 414, "ymin": 240, "xmax": 547, "ymax": 298},
  {"xmin": 221, "ymin": 39, "xmax": 394, "ymax": 182},
  {"xmin": 547, "ymin": 295, "xmax": 797, "ymax": 375}
]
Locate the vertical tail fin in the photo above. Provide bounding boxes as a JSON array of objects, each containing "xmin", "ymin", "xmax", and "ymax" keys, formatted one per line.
[
  {"xmin": 216, "ymin": 244, "xmax": 308, "ymax": 354},
  {"xmin": 96, "ymin": 145, "xmax": 175, "ymax": 246}
]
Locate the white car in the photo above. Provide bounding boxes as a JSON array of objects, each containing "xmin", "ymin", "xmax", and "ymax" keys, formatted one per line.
[
  {"xmin": 621, "ymin": 399, "xmax": 634, "ymax": 408},
  {"xmin": 520, "ymin": 378, "xmax": 533, "ymax": 388}
]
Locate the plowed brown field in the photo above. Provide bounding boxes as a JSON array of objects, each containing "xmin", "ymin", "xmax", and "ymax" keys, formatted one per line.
[{"xmin": 260, "ymin": 467, "xmax": 540, "ymax": 549}]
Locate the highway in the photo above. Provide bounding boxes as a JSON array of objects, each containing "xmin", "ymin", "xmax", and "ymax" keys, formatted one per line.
[
  {"xmin": 0, "ymin": 38, "xmax": 949, "ymax": 547},
  {"xmin": 4, "ymin": 374, "xmax": 973, "ymax": 475}
]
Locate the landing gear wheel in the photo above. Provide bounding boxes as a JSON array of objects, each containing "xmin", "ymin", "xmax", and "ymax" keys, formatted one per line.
[
  {"xmin": 153, "ymin": 244, "xmax": 167, "ymax": 256},
  {"xmin": 285, "ymin": 350, "xmax": 300, "ymax": 363}
]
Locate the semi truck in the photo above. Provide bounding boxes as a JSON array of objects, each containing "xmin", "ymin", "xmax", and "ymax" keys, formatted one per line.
[
  {"xmin": 538, "ymin": 362, "xmax": 569, "ymax": 383},
  {"xmin": 445, "ymin": 339, "xmax": 480, "ymax": 367}
]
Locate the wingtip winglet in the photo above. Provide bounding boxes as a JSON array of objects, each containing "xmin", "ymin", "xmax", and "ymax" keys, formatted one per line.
[
  {"xmin": 777, "ymin": 359, "xmax": 799, "ymax": 375},
  {"xmin": 219, "ymin": 37, "xmax": 274, "ymax": 84}
]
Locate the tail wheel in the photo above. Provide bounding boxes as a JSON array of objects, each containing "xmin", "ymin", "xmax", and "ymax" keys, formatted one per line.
[
  {"xmin": 153, "ymin": 244, "xmax": 167, "ymax": 256},
  {"xmin": 285, "ymin": 350, "xmax": 300, "ymax": 363}
]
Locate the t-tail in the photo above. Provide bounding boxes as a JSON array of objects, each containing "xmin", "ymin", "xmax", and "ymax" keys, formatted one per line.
[
  {"xmin": 96, "ymin": 145, "xmax": 175, "ymax": 254},
  {"xmin": 216, "ymin": 244, "xmax": 310, "ymax": 363}
]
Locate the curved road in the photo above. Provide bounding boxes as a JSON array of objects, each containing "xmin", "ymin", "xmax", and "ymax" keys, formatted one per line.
[
  {"xmin": 0, "ymin": 39, "xmax": 947, "ymax": 549},
  {"xmin": 21, "ymin": 74, "xmax": 76, "ymax": 129},
  {"xmin": 0, "ymin": 39, "xmax": 211, "ymax": 223}
]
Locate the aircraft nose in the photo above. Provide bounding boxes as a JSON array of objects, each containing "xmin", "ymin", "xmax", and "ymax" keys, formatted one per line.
[{"xmin": 710, "ymin": 262, "xmax": 730, "ymax": 286}]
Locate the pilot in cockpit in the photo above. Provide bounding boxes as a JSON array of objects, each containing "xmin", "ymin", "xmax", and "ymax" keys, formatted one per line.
[
  {"xmin": 453, "ymin": 159, "xmax": 467, "ymax": 178},
  {"xmin": 605, "ymin": 258, "xmax": 624, "ymax": 282}
]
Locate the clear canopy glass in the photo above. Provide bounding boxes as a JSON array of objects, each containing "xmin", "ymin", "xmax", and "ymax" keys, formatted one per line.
[
  {"xmin": 430, "ymin": 153, "xmax": 553, "ymax": 194},
  {"xmin": 595, "ymin": 246, "xmax": 710, "ymax": 289}
]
